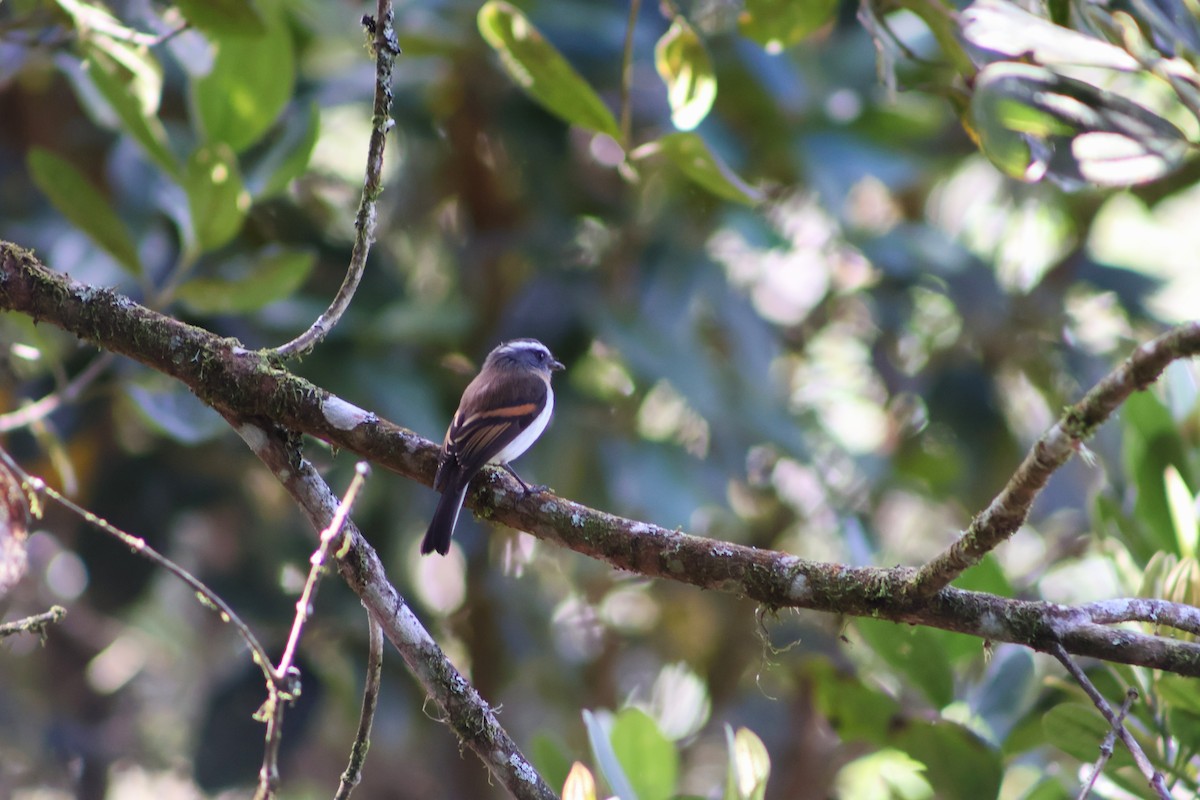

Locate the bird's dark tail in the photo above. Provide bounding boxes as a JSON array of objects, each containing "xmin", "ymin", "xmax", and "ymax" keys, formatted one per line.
[{"xmin": 421, "ymin": 481, "xmax": 468, "ymax": 555}]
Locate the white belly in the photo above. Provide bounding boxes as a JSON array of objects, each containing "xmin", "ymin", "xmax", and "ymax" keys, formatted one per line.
[{"xmin": 491, "ymin": 389, "xmax": 554, "ymax": 464}]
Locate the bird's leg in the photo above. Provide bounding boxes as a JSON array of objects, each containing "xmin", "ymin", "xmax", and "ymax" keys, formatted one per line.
[{"xmin": 500, "ymin": 464, "xmax": 546, "ymax": 496}]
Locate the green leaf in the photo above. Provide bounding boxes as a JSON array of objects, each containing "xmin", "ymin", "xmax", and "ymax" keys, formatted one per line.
[
  {"xmin": 184, "ymin": 144, "xmax": 251, "ymax": 252},
  {"xmin": 973, "ymin": 647, "xmax": 1036, "ymax": 744},
  {"xmin": 54, "ymin": 0, "xmax": 173, "ymax": 176},
  {"xmin": 1165, "ymin": 465, "xmax": 1198, "ymax": 558},
  {"xmin": 807, "ymin": 658, "xmax": 901, "ymax": 743},
  {"xmin": 1086, "ymin": 669, "xmax": 1158, "ymax": 737},
  {"xmin": 529, "ymin": 733, "xmax": 573, "ymax": 793},
  {"xmin": 1166, "ymin": 708, "xmax": 1200, "ymax": 760},
  {"xmin": 724, "ymin": 725, "xmax": 770, "ymax": 800},
  {"xmin": 739, "ymin": 0, "xmax": 838, "ymax": 53},
  {"xmin": 1163, "ymin": 556, "xmax": 1200, "ymax": 607},
  {"xmin": 1158, "ymin": 675, "xmax": 1200, "ymax": 715},
  {"xmin": 961, "ymin": 0, "xmax": 1140, "ymax": 70},
  {"xmin": 892, "ymin": 719, "xmax": 1003, "ymax": 800},
  {"xmin": 611, "ymin": 708, "xmax": 678, "ymax": 800},
  {"xmin": 582, "ymin": 709, "xmax": 638, "ymax": 800},
  {"xmin": 245, "ymin": 100, "xmax": 321, "ymax": 199},
  {"xmin": 477, "ymin": 1, "xmax": 620, "ymax": 139},
  {"xmin": 655, "ymin": 18, "xmax": 716, "ymax": 131},
  {"xmin": 1123, "ymin": 390, "xmax": 1193, "ymax": 561},
  {"xmin": 1021, "ymin": 777, "xmax": 1072, "ymax": 800},
  {"xmin": 124, "ymin": 380, "xmax": 226, "ymax": 444},
  {"xmin": 968, "ymin": 64, "xmax": 1069, "ymax": 180},
  {"xmin": 632, "ymin": 132, "xmax": 765, "ymax": 205},
  {"xmin": 953, "ymin": 553, "xmax": 1013, "ymax": 597},
  {"xmin": 1138, "ymin": 550, "xmax": 1176, "ymax": 600},
  {"xmin": 54, "ymin": 0, "xmax": 163, "ymax": 115},
  {"xmin": 1071, "ymin": 129, "xmax": 1190, "ymax": 186},
  {"xmin": 27, "ymin": 148, "xmax": 141, "ymax": 275},
  {"xmin": 855, "ymin": 618, "xmax": 955, "ymax": 708},
  {"xmin": 969, "ymin": 62, "xmax": 1189, "ymax": 186},
  {"xmin": 174, "ymin": 0, "xmax": 266, "ymax": 36},
  {"xmin": 1093, "ymin": 493, "xmax": 1142, "ymax": 557},
  {"xmin": 834, "ymin": 749, "xmax": 932, "ymax": 800},
  {"xmin": 192, "ymin": 0, "xmax": 295, "ymax": 152},
  {"xmin": 1042, "ymin": 703, "xmax": 1137, "ymax": 770},
  {"xmin": 79, "ymin": 46, "xmax": 177, "ymax": 178},
  {"xmin": 175, "ymin": 247, "xmax": 316, "ymax": 314}
]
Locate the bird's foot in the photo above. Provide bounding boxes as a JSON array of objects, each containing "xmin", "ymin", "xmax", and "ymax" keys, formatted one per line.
[{"xmin": 496, "ymin": 464, "xmax": 549, "ymax": 496}]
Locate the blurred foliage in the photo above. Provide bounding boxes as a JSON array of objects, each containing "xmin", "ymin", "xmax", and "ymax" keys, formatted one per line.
[{"xmin": 2, "ymin": 0, "xmax": 1200, "ymax": 797}]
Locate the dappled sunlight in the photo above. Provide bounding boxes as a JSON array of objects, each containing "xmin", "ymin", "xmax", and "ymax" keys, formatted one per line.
[
  {"xmin": 598, "ymin": 583, "xmax": 660, "ymax": 635},
  {"xmin": 787, "ymin": 326, "xmax": 890, "ymax": 454},
  {"xmin": 551, "ymin": 595, "xmax": 605, "ymax": 663},
  {"xmin": 928, "ymin": 155, "xmax": 1074, "ymax": 292},
  {"xmin": 710, "ymin": 193, "xmax": 844, "ymax": 327},
  {"xmin": 636, "ymin": 380, "xmax": 710, "ymax": 458},
  {"xmin": 5, "ymin": 0, "xmax": 1200, "ymax": 795},
  {"xmin": 1090, "ymin": 190, "xmax": 1200, "ymax": 323},
  {"xmin": 1064, "ymin": 289, "xmax": 1132, "ymax": 355}
]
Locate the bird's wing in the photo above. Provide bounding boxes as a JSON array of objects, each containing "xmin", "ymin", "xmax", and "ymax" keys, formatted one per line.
[{"xmin": 435, "ymin": 371, "xmax": 547, "ymax": 488}]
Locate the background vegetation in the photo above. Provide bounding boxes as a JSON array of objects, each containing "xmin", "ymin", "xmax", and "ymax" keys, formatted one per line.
[{"xmin": 2, "ymin": 0, "xmax": 1200, "ymax": 797}]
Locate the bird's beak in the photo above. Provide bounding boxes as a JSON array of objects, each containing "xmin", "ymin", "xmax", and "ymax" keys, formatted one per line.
[{"xmin": 550, "ymin": 359, "xmax": 565, "ymax": 372}]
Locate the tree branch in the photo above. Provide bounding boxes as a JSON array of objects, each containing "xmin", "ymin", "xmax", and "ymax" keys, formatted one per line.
[
  {"xmin": 1052, "ymin": 644, "xmax": 1169, "ymax": 799},
  {"xmin": 0, "ymin": 605, "xmax": 66, "ymax": 639},
  {"xmin": 1074, "ymin": 598, "xmax": 1200, "ymax": 636},
  {"xmin": 1078, "ymin": 687, "xmax": 1138, "ymax": 800},
  {"xmin": 3, "ymin": 243, "xmax": 1200, "ymax": 677},
  {"xmin": 905, "ymin": 322, "xmax": 1200, "ymax": 599},
  {"xmin": 336, "ymin": 610, "xmax": 383, "ymax": 800},
  {"xmin": 259, "ymin": 462, "xmax": 369, "ymax": 799},
  {"xmin": 0, "ymin": 351, "xmax": 114, "ymax": 432},
  {"xmin": 226, "ymin": 414, "xmax": 556, "ymax": 800},
  {"xmin": 272, "ymin": 0, "xmax": 400, "ymax": 359},
  {"xmin": 0, "ymin": 446, "xmax": 281, "ymax": 682}
]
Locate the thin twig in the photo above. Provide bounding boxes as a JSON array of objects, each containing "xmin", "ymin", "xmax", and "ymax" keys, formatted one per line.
[
  {"xmin": 0, "ymin": 352, "xmax": 115, "ymax": 432},
  {"xmin": 0, "ymin": 605, "xmax": 66, "ymax": 639},
  {"xmin": 1078, "ymin": 687, "xmax": 1138, "ymax": 800},
  {"xmin": 619, "ymin": 0, "xmax": 641, "ymax": 148},
  {"xmin": 255, "ymin": 697, "xmax": 287, "ymax": 800},
  {"xmin": 336, "ymin": 611, "xmax": 384, "ymax": 800},
  {"xmin": 258, "ymin": 462, "xmax": 370, "ymax": 799},
  {"xmin": 1051, "ymin": 644, "xmax": 1169, "ymax": 799},
  {"xmin": 1, "ymin": 437, "xmax": 328, "ymax": 800},
  {"xmin": 226, "ymin": 417, "xmax": 557, "ymax": 800},
  {"xmin": 272, "ymin": 0, "xmax": 400, "ymax": 359},
  {"xmin": 277, "ymin": 461, "xmax": 370, "ymax": 675},
  {"xmin": 0, "ymin": 446, "xmax": 280, "ymax": 681},
  {"xmin": 147, "ymin": 21, "xmax": 191, "ymax": 47}
]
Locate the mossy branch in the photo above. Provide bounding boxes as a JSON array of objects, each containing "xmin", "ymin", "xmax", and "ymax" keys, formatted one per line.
[{"xmin": 4, "ymin": 241, "xmax": 1200, "ymax": 678}]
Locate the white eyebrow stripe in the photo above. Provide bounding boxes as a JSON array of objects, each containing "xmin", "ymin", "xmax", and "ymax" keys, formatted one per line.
[{"xmin": 499, "ymin": 340, "xmax": 549, "ymax": 355}]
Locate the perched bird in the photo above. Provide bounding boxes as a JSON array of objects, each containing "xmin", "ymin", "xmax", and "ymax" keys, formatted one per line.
[{"xmin": 421, "ymin": 338, "xmax": 564, "ymax": 556}]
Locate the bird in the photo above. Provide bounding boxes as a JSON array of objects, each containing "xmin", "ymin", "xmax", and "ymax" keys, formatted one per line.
[{"xmin": 421, "ymin": 338, "xmax": 565, "ymax": 556}]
